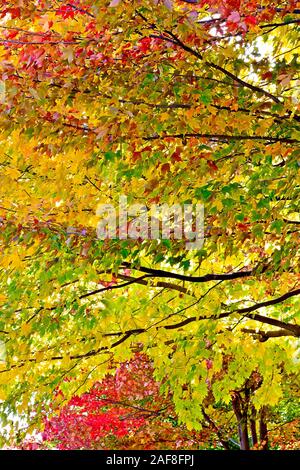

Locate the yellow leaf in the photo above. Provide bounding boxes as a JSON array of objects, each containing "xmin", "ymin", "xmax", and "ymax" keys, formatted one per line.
[
  {"xmin": 62, "ymin": 46, "xmax": 74, "ymax": 63},
  {"xmin": 0, "ymin": 387, "xmax": 7, "ymax": 401},
  {"xmin": 5, "ymin": 167, "xmax": 20, "ymax": 179},
  {"xmin": 21, "ymin": 323, "xmax": 32, "ymax": 336},
  {"xmin": 214, "ymin": 199, "xmax": 223, "ymax": 211}
]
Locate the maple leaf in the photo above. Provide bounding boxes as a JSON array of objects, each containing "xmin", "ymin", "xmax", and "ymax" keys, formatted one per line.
[{"xmin": 57, "ymin": 6, "xmax": 75, "ymax": 19}]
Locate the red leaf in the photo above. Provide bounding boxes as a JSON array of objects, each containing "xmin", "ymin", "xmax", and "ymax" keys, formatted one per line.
[
  {"xmin": 237, "ymin": 223, "xmax": 249, "ymax": 232},
  {"xmin": 244, "ymin": 15, "xmax": 257, "ymax": 26},
  {"xmin": 161, "ymin": 163, "xmax": 171, "ymax": 173},
  {"xmin": 171, "ymin": 147, "xmax": 182, "ymax": 162},
  {"xmin": 6, "ymin": 30, "xmax": 19, "ymax": 39},
  {"xmin": 207, "ymin": 160, "xmax": 218, "ymax": 171},
  {"xmin": 2, "ymin": 7, "xmax": 21, "ymax": 19},
  {"xmin": 138, "ymin": 37, "xmax": 152, "ymax": 54},
  {"xmin": 56, "ymin": 6, "xmax": 75, "ymax": 19},
  {"xmin": 132, "ymin": 151, "xmax": 141, "ymax": 162},
  {"xmin": 261, "ymin": 71, "xmax": 273, "ymax": 81}
]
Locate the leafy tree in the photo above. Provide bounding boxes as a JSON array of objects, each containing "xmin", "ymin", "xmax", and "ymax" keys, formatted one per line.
[
  {"xmin": 19, "ymin": 355, "xmax": 300, "ymax": 450},
  {"xmin": 0, "ymin": 0, "xmax": 299, "ymax": 449},
  {"xmin": 21, "ymin": 353, "xmax": 217, "ymax": 450}
]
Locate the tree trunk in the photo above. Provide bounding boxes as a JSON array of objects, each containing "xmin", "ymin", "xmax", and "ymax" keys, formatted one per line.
[
  {"xmin": 232, "ymin": 392, "xmax": 250, "ymax": 450},
  {"xmin": 238, "ymin": 417, "xmax": 250, "ymax": 450},
  {"xmin": 250, "ymin": 406, "xmax": 258, "ymax": 447},
  {"xmin": 259, "ymin": 406, "xmax": 269, "ymax": 450}
]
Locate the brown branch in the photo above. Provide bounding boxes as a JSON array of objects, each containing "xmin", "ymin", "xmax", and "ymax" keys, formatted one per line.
[
  {"xmin": 241, "ymin": 328, "xmax": 298, "ymax": 341},
  {"xmin": 283, "ymin": 218, "xmax": 300, "ymax": 225},
  {"xmin": 3, "ymin": 288, "xmax": 300, "ymax": 370},
  {"xmin": 78, "ymin": 275, "xmax": 150, "ymax": 300},
  {"xmin": 206, "ymin": 62, "xmax": 281, "ymax": 103},
  {"xmin": 120, "ymin": 98, "xmax": 296, "ymax": 122},
  {"xmin": 100, "ymin": 397, "xmax": 168, "ymax": 417},
  {"xmin": 240, "ymin": 289, "xmax": 300, "ymax": 315},
  {"xmin": 121, "ymin": 262, "xmax": 263, "ymax": 283},
  {"xmin": 97, "ymin": 289, "xmax": 300, "ymax": 343},
  {"xmin": 0, "ymin": 39, "xmax": 83, "ymax": 45},
  {"xmin": 143, "ymin": 133, "xmax": 299, "ymax": 144},
  {"xmin": 117, "ymin": 274, "xmax": 194, "ymax": 296},
  {"xmin": 65, "ymin": 3, "xmax": 95, "ymax": 18},
  {"xmin": 164, "ymin": 289, "xmax": 300, "ymax": 334},
  {"xmin": 243, "ymin": 313, "xmax": 300, "ymax": 335},
  {"xmin": 160, "ymin": 31, "xmax": 281, "ymax": 103},
  {"xmin": 137, "ymin": 12, "xmax": 282, "ymax": 103},
  {"xmin": 261, "ymin": 19, "xmax": 300, "ymax": 28}
]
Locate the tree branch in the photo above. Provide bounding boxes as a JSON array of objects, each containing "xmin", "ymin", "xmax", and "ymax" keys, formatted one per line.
[
  {"xmin": 121, "ymin": 262, "xmax": 263, "ymax": 283},
  {"xmin": 3, "ymin": 288, "xmax": 299, "ymax": 370},
  {"xmin": 78, "ymin": 275, "xmax": 150, "ymax": 300},
  {"xmin": 117, "ymin": 274, "xmax": 194, "ymax": 296},
  {"xmin": 201, "ymin": 406, "xmax": 231, "ymax": 450},
  {"xmin": 137, "ymin": 12, "xmax": 282, "ymax": 103},
  {"xmin": 160, "ymin": 31, "xmax": 281, "ymax": 103},
  {"xmin": 143, "ymin": 133, "xmax": 299, "ymax": 144},
  {"xmin": 261, "ymin": 19, "xmax": 300, "ymax": 29},
  {"xmin": 241, "ymin": 328, "xmax": 298, "ymax": 341},
  {"xmin": 163, "ymin": 288, "xmax": 300, "ymax": 334},
  {"xmin": 65, "ymin": 2, "xmax": 95, "ymax": 18}
]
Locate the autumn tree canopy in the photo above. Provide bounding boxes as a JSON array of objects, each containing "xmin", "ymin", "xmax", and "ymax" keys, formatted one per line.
[{"xmin": 0, "ymin": 0, "xmax": 299, "ymax": 449}]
